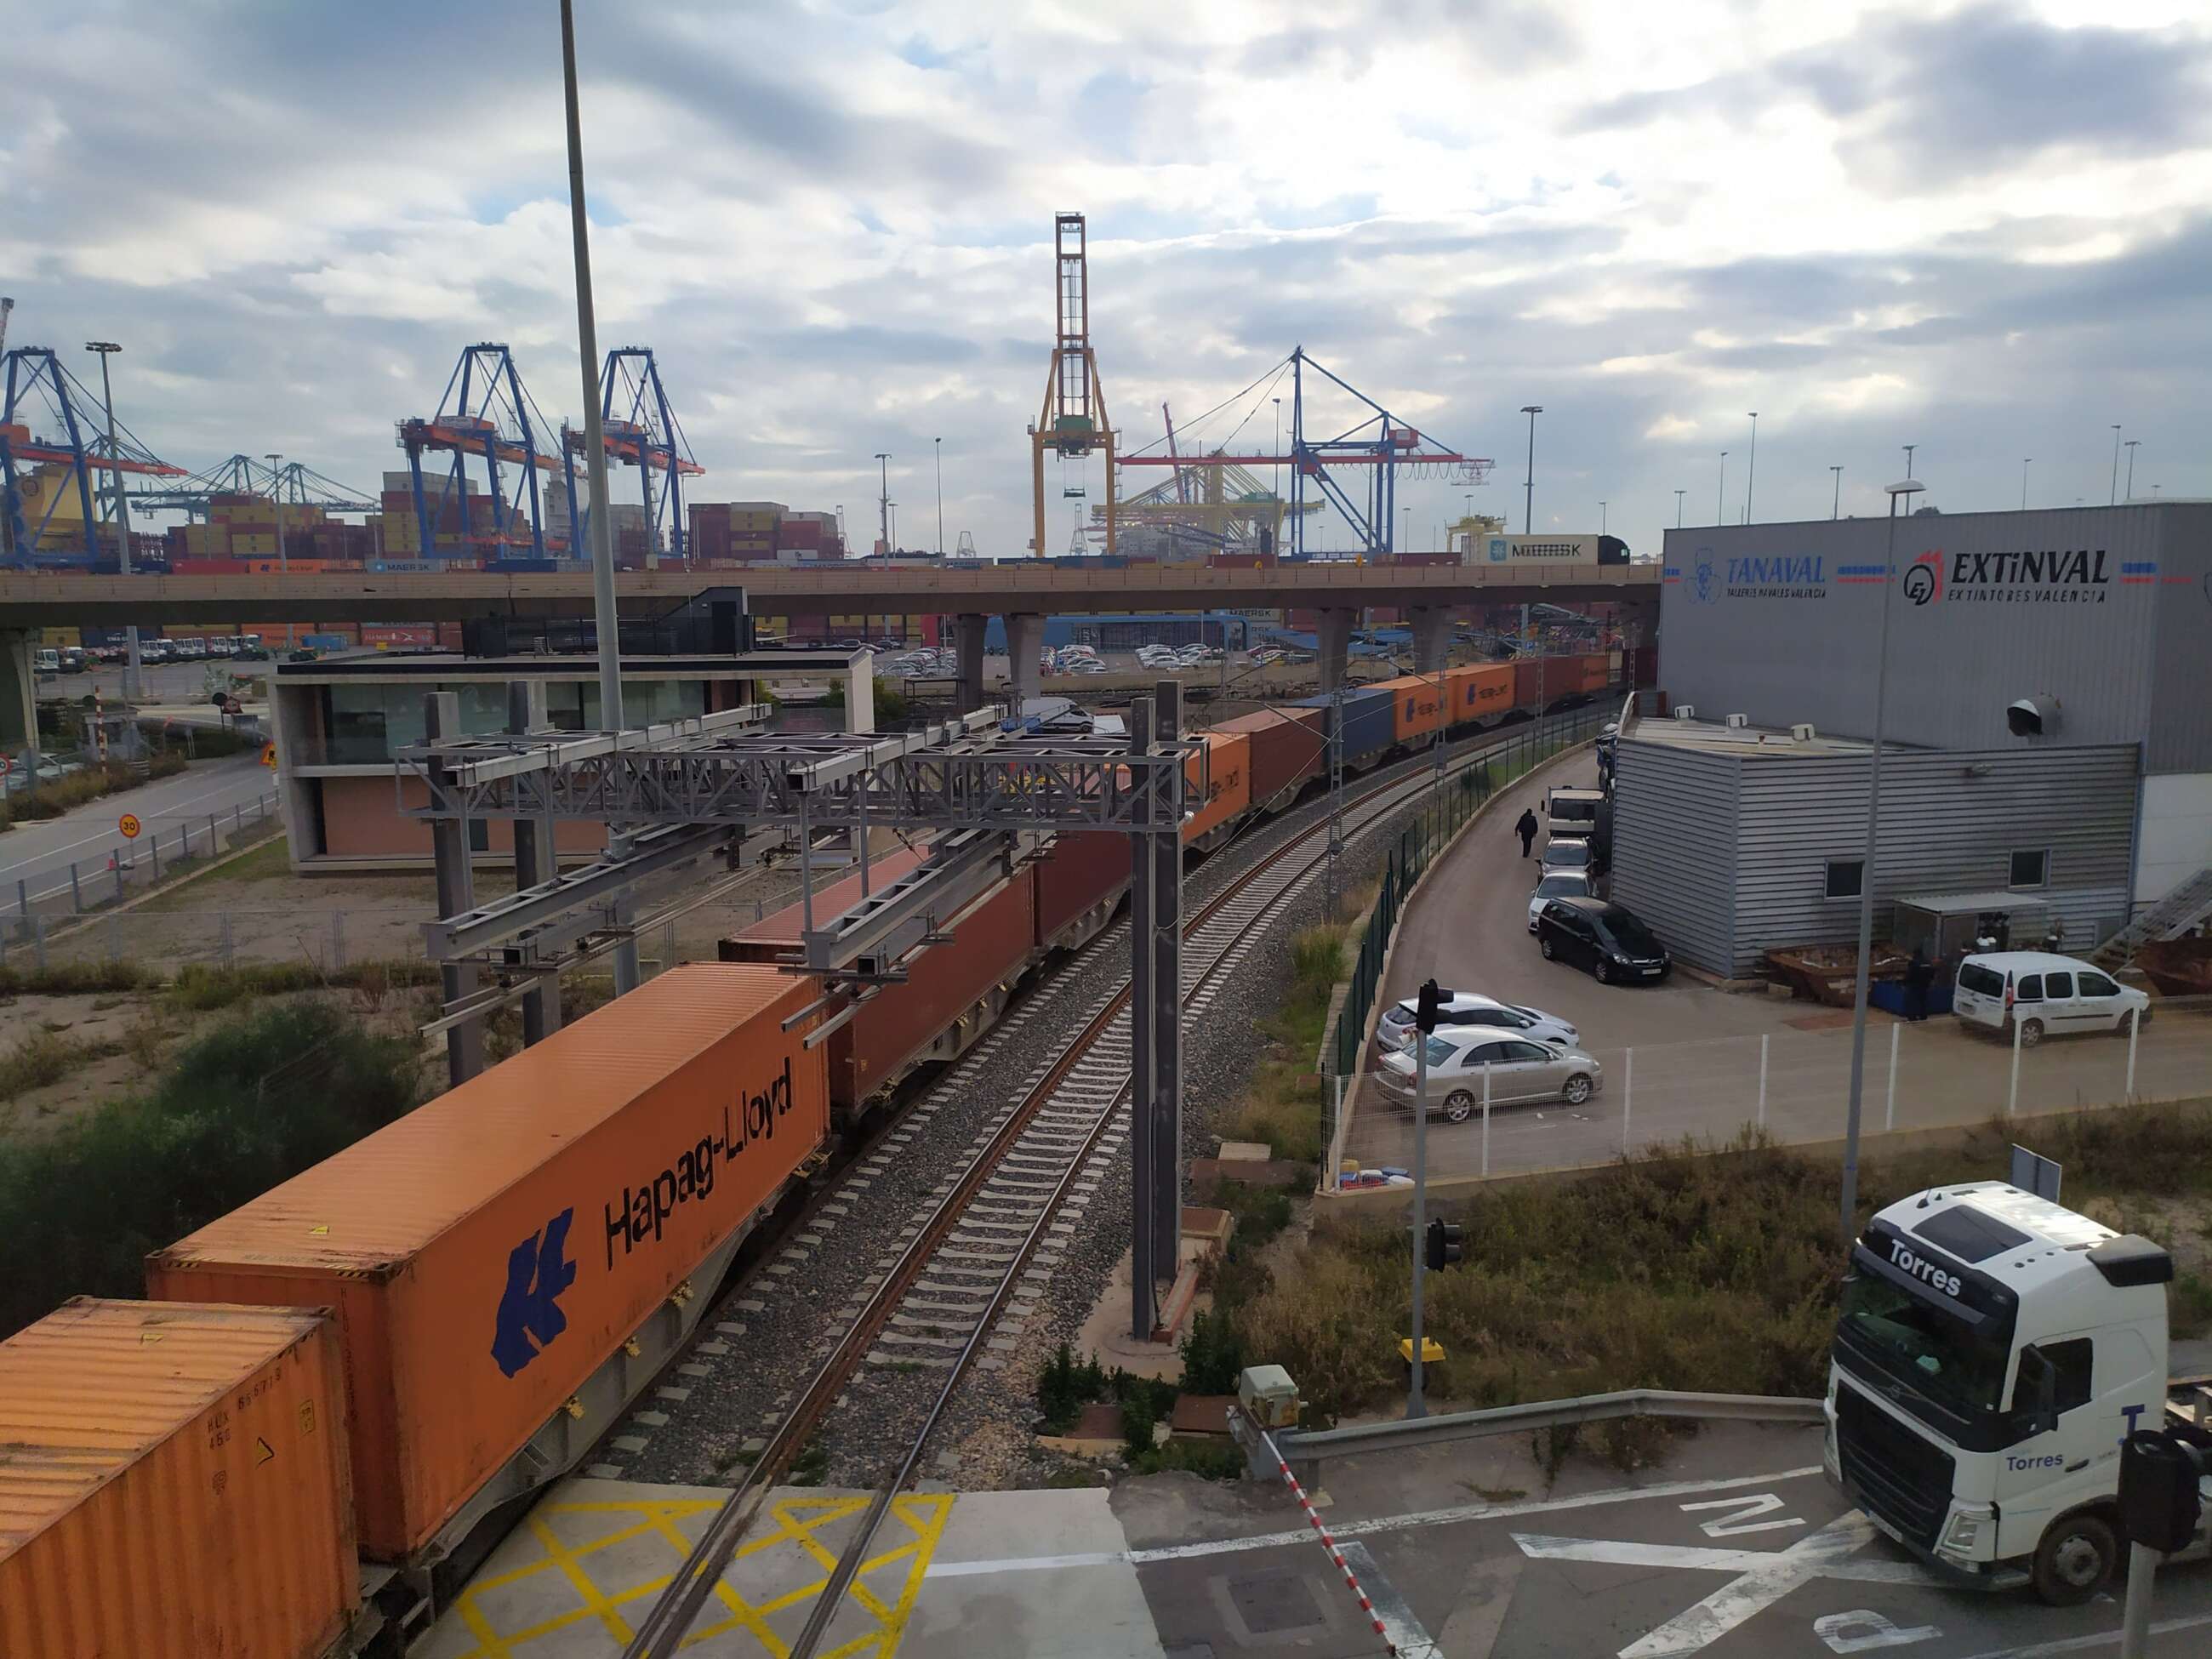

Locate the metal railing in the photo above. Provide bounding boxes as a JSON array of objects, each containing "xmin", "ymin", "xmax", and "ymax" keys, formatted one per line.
[{"xmin": 3, "ymin": 790, "xmax": 282, "ymax": 942}]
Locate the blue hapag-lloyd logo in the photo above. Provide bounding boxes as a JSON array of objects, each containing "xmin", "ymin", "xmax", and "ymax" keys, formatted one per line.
[{"xmin": 492, "ymin": 1207, "xmax": 578, "ymax": 1378}]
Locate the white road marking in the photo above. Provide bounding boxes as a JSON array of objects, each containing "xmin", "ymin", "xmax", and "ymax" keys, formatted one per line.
[
  {"xmin": 1512, "ymin": 1512, "xmax": 1948, "ymax": 1657},
  {"xmin": 925, "ymin": 1464, "xmax": 1828, "ymax": 1578},
  {"xmin": 1945, "ymin": 1611, "xmax": 2212, "ymax": 1659},
  {"xmin": 1339, "ymin": 1542, "xmax": 1440, "ymax": 1657},
  {"xmin": 1814, "ymin": 1609, "xmax": 1941, "ymax": 1652},
  {"xmin": 1681, "ymin": 1492, "xmax": 1807, "ymax": 1538}
]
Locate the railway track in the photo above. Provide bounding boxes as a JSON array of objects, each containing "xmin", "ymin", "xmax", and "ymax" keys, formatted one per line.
[{"xmin": 621, "ymin": 713, "xmax": 1599, "ymax": 1659}]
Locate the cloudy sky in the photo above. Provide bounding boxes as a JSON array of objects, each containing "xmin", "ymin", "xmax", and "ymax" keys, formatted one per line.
[{"xmin": 5, "ymin": 0, "xmax": 2209, "ymax": 559}]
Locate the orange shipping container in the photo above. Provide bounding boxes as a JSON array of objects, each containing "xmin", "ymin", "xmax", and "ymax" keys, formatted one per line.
[
  {"xmin": 1183, "ymin": 730, "xmax": 1251, "ymax": 845},
  {"xmin": 1579, "ymin": 652, "xmax": 1614, "ymax": 693},
  {"xmin": 0, "ymin": 1299, "xmax": 357, "ymax": 1659},
  {"xmin": 147, "ymin": 965, "xmax": 830, "ymax": 1562},
  {"xmin": 1445, "ymin": 663, "xmax": 1515, "ymax": 725},
  {"xmin": 1377, "ymin": 673, "xmax": 1448, "ymax": 744}
]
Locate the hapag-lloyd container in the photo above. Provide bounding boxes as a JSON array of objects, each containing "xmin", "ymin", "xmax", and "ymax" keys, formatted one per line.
[
  {"xmin": 146, "ymin": 964, "xmax": 829, "ymax": 1562},
  {"xmin": 1207, "ymin": 707, "xmax": 1324, "ymax": 807},
  {"xmin": 0, "ymin": 1299, "xmax": 356, "ymax": 1659},
  {"xmin": 1377, "ymin": 673, "xmax": 1449, "ymax": 744},
  {"xmin": 1445, "ymin": 663, "xmax": 1515, "ymax": 724},
  {"xmin": 1182, "ymin": 730, "xmax": 1251, "ymax": 844}
]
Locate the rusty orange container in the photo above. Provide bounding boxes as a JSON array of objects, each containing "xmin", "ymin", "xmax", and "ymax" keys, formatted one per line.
[
  {"xmin": 0, "ymin": 1298, "xmax": 357, "ymax": 1659},
  {"xmin": 1378, "ymin": 674, "xmax": 1448, "ymax": 744},
  {"xmin": 147, "ymin": 964, "xmax": 830, "ymax": 1563},
  {"xmin": 1183, "ymin": 730, "xmax": 1251, "ymax": 844},
  {"xmin": 1445, "ymin": 664, "xmax": 1514, "ymax": 725}
]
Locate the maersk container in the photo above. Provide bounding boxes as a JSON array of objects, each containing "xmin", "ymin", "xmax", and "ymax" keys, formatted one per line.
[
  {"xmin": 146, "ymin": 964, "xmax": 830, "ymax": 1563},
  {"xmin": 721, "ymin": 850, "xmax": 1039, "ymax": 1116},
  {"xmin": 0, "ymin": 1299, "xmax": 357, "ymax": 1659},
  {"xmin": 1208, "ymin": 707, "xmax": 1325, "ymax": 807}
]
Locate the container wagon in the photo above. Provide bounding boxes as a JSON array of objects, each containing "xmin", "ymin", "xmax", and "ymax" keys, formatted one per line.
[
  {"xmin": 1208, "ymin": 707, "xmax": 1325, "ymax": 813},
  {"xmin": 0, "ymin": 1300, "xmax": 360, "ymax": 1659},
  {"xmin": 1033, "ymin": 829, "xmax": 1132, "ymax": 954},
  {"xmin": 147, "ymin": 964, "xmax": 830, "ymax": 1580},
  {"xmin": 1181, "ymin": 730, "xmax": 1252, "ymax": 851}
]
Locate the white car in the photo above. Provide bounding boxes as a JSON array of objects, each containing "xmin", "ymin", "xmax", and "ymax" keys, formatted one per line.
[
  {"xmin": 1377, "ymin": 989, "xmax": 1578, "ymax": 1052},
  {"xmin": 1527, "ymin": 870, "xmax": 1594, "ymax": 932},
  {"xmin": 1540, "ymin": 836, "xmax": 1593, "ymax": 878},
  {"xmin": 1953, "ymin": 951, "xmax": 2150, "ymax": 1046},
  {"xmin": 1374, "ymin": 1029, "xmax": 1603, "ymax": 1119}
]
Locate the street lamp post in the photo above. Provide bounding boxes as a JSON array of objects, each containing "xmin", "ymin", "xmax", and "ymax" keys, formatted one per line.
[
  {"xmin": 1717, "ymin": 453, "xmax": 1727, "ymax": 525},
  {"xmin": 875, "ymin": 453, "xmax": 890, "ymax": 556},
  {"xmin": 2124, "ymin": 439, "xmax": 2140, "ymax": 502},
  {"xmin": 1519, "ymin": 406, "xmax": 1542, "ymax": 533},
  {"xmin": 1839, "ymin": 476, "xmax": 1926, "ymax": 1243},
  {"xmin": 2021, "ymin": 459, "xmax": 2031, "ymax": 511},
  {"xmin": 1830, "ymin": 465, "xmax": 1843, "ymax": 520},
  {"xmin": 84, "ymin": 342, "xmax": 142, "ymax": 703},
  {"xmin": 1673, "ymin": 488, "xmax": 1685, "ymax": 527},
  {"xmin": 934, "ymin": 436, "xmax": 944, "ymax": 555},
  {"xmin": 1745, "ymin": 412, "xmax": 1759, "ymax": 524},
  {"xmin": 2109, "ymin": 426, "xmax": 2122, "ymax": 505},
  {"xmin": 266, "ymin": 453, "xmax": 294, "ymax": 650},
  {"xmin": 1902, "ymin": 444, "xmax": 1916, "ymax": 481},
  {"xmin": 1599, "ymin": 499, "xmax": 1608, "ymax": 536}
]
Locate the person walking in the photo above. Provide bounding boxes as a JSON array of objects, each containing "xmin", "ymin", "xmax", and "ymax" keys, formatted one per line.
[
  {"xmin": 1515, "ymin": 807, "xmax": 1539, "ymax": 858},
  {"xmin": 1905, "ymin": 944, "xmax": 1934, "ymax": 1023}
]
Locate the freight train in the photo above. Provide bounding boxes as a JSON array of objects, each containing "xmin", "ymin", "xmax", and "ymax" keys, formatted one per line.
[{"xmin": 0, "ymin": 652, "xmax": 1615, "ymax": 1658}]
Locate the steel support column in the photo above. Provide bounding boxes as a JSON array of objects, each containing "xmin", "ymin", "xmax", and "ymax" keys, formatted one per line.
[
  {"xmin": 1004, "ymin": 612, "xmax": 1046, "ymax": 708},
  {"xmin": 950, "ymin": 613, "xmax": 988, "ymax": 715},
  {"xmin": 1126, "ymin": 696, "xmax": 1156, "ymax": 1341},
  {"xmin": 1147, "ymin": 679, "xmax": 1183, "ymax": 1291},
  {"xmin": 1315, "ymin": 607, "xmax": 1354, "ymax": 693},
  {"xmin": 508, "ymin": 681, "xmax": 563, "ymax": 1046},
  {"xmin": 426, "ymin": 692, "xmax": 485, "ymax": 1085}
]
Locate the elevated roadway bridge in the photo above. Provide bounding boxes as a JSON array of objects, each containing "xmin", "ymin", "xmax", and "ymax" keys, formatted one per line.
[{"xmin": 0, "ymin": 561, "xmax": 1656, "ymax": 744}]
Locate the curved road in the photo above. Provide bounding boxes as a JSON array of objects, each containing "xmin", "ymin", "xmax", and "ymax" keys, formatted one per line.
[{"xmin": 0, "ymin": 754, "xmax": 279, "ymax": 914}]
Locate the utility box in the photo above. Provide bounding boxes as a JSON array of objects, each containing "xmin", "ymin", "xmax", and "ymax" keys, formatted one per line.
[{"xmin": 1238, "ymin": 1365, "xmax": 1300, "ymax": 1429}]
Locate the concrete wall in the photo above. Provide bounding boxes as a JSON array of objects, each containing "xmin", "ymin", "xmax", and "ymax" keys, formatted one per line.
[{"xmin": 311, "ymin": 774, "xmax": 606, "ymax": 863}]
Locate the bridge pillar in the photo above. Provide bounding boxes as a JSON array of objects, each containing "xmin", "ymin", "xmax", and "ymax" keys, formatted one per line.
[
  {"xmin": 0, "ymin": 630, "xmax": 37, "ymax": 761},
  {"xmin": 1315, "ymin": 608, "xmax": 1355, "ymax": 693},
  {"xmin": 840, "ymin": 650, "xmax": 875, "ymax": 733},
  {"xmin": 950, "ymin": 613, "xmax": 989, "ymax": 715},
  {"xmin": 1005, "ymin": 613, "xmax": 1046, "ymax": 709},
  {"xmin": 1410, "ymin": 607, "xmax": 1452, "ymax": 675}
]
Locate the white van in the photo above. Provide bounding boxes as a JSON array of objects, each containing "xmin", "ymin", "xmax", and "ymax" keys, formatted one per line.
[{"xmin": 1952, "ymin": 951, "xmax": 2149, "ymax": 1046}]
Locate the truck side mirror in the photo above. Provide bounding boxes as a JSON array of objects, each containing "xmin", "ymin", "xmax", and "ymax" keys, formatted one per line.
[{"xmin": 2018, "ymin": 1347, "xmax": 2059, "ymax": 1437}]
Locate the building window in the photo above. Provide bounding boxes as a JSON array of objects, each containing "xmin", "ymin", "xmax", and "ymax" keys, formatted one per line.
[
  {"xmin": 2010, "ymin": 849, "xmax": 2049, "ymax": 889},
  {"xmin": 1824, "ymin": 858, "xmax": 1863, "ymax": 900}
]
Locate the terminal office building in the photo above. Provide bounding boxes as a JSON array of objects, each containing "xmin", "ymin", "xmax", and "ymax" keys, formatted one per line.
[{"xmin": 1614, "ymin": 502, "xmax": 2210, "ymax": 978}]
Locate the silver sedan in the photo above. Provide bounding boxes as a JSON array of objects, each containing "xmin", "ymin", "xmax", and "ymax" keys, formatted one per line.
[{"xmin": 1374, "ymin": 1029, "xmax": 1604, "ymax": 1121}]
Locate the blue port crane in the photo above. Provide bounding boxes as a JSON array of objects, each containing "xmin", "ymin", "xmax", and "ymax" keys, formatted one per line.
[
  {"xmin": 1, "ymin": 346, "xmax": 184, "ymax": 567},
  {"xmin": 562, "ymin": 347, "xmax": 703, "ymax": 566},
  {"xmin": 129, "ymin": 453, "xmax": 375, "ymax": 521},
  {"xmin": 396, "ymin": 344, "xmax": 567, "ymax": 561}
]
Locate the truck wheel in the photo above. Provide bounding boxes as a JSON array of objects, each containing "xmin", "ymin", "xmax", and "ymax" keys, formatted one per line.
[{"xmin": 2032, "ymin": 1511, "xmax": 2117, "ymax": 1606}]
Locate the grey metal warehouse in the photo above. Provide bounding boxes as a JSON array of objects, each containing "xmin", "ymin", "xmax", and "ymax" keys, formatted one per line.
[{"xmin": 1611, "ymin": 501, "xmax": 2211, "ymax": 978}]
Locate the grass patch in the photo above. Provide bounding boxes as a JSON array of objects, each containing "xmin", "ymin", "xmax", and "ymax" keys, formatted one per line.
[
  {"xmin": 0, "ymin": 998, "xmax": 427, "ymax": 1339},
  {"xmin": 0, "ymin": 1029, "xmax": 123, "ymax": 1102},
  {"xmin": 166, "ymin": 959, "xmax": 439, "ymax": 1012},
  {"xmin": 138, "ymin": 834, "xmax": 289, "ymax": 906},
  {"xmin": 0, "ymin": 961, "xmax": 157, "ymax": 997},
  {"xmin": 2172, "ymin": 1273, "xmax": 2212, "ymax": 1341},
  {"xmin": 1126, "ymin": 1440, "xmax": 1246, "ymax": 1479},
  {"xmin": 1216, "ymin": 912, "xmax": 1364, "ymax": 1167},
  {"xmin": 788, "ymin": 1440, "xmax": 832, "ymax": 1486}
]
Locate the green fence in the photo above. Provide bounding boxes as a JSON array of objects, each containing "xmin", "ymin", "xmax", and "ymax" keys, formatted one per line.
[{"xmin": 1329, "ymin": 708, "xmax": 1607, "ymax": 1080}]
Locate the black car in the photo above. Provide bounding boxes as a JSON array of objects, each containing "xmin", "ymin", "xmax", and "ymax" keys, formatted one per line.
[{"xmin": 1536, "ymin": 896, "xmax": 1671, "ymax": 984}]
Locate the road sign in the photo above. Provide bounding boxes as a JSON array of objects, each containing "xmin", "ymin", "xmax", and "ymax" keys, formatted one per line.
[
  {"xmin": 118, "ymin": 812, "xmax": 142, "ymax": 840},
  {"xmin": 260, "ymin": 741, "xmax": 278, "ymax": 769}
]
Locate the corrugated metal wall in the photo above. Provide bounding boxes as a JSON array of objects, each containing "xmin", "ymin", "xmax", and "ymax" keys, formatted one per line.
[
  {"xmin": 1721, "ymin": 744, "xmax": 2141, "ymax": 977},
  {"xmin": 2147, "ymin": 504, "xmax": 2212, "ymax": 775},
  {"xmin": 1610, "ymin": 738, "xmax": 1741, "ymax": 975},
  {"xmin": 1657, "ymin": 505, "xmax": 2180, "ymax": 756}
]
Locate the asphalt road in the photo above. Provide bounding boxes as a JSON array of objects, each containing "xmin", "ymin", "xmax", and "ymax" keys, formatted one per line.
[
  {"xmin": 1343, "ymin": 756, "xmax": 2212, "ymax": 1182},
  {"xmin": 0, "ymin": 753, "xmax": 279, "ymax": 910}
]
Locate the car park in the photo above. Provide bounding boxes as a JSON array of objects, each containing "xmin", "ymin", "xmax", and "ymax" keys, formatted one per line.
[
  {"xmin": 1527, "ymin": 869, "xmax": 1593, "ymax": 932},
  {"xmin": 1953, "ymin": 951, "xmax": 2150, "ymax": 1046},
  {"xmin": 1539, "ymin": 835, "xmax": 1593, "ymax": 877},
  {"xmin": 1377, "ymin": 989, "xmax": 1578, "ymax": 1050},
  {"xmin": 1536, "ymin": 895, "xmax": 1671, "ymax": 983},
  {"xmin": 1374, "ymin": 1028, "xmax": 1603, "ymax": 1119}
]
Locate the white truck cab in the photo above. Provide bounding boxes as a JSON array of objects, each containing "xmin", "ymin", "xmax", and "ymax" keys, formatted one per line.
[{"xmin": 1827, "ymin": 1182, "xmax": 2211, "ymax": 1604}]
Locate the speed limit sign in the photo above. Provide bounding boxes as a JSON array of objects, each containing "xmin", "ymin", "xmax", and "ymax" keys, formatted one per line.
[{"xmin": 118, "ymin": 812, "xmax": 142, "ymax": 840}]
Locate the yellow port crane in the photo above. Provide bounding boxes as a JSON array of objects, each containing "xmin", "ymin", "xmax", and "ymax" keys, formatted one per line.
[{"xmin": 1029, "ymin": 213, "xmax": 1115, "ymax": 557}]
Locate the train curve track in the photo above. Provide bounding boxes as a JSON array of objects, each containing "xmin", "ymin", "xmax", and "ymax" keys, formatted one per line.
[{"xmin": 623, "ymin": 714, "xmax": 1599, "ymax": 1659}]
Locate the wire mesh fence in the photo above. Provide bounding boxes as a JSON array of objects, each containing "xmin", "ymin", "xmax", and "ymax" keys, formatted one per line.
[
  {"xmin": 2, "ymin": 790, "xmax": 282, "ymax": 943},
  {"xmin": 1325, "ymin": 996, "xmax": 2212, "ymax": 1191}
]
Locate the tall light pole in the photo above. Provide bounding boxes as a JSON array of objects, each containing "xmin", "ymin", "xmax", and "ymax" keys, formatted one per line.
[
  {"xmin": 1599, "ymin": 499, "xmax": 1608, "ymax": 536},
  {"xmin": 874, "ymin": 452, "xmax": 890, "ymax": 556},
  {"xmin": 265, "ymin": 453, "xmax": 295, "ymax": 650},
  {"xmin": 889, "ymin": 502, "xmax": 898, "ymax": 553},
  {"xmin": 2021, "ymin": 459, "xmax": 2031, "ymax": 511},
  {"xmin": 84, "ymin": 342, "xmax": 142, "ymax": 702},
  {"xmin": 561, "ymin": 0, "xmax": 636, "ymax": 993},
  {"xmin": 1519, "ymin": 406, "xmax": 1542, "ymax": 533},
  {"xmin": 1839, "ymin": 476, "xmax": 1925, "ymax": 1243},
  {"xmin": 1673, "ymin": 488, "xmax": 1685, "ymax": 528},
  {"xmin": 1744, "ymin": 412, "xmax": 1759, "ymax": 524},
  {"xmin": 2109, "ymin": 425, "xmax": 2122, "ymax": 505},
  {"xmin": 1717, "ymin": 453, "xmax": 1727, "ymax": 525},
  {"xmin": 1902, "ymin": 443, "xmax": 1916, "ymax": 481},
  {"xmin": 1830, "ymin": 465, "xmax": 1843, "ymax": 519},
  {"xmin": 933, "ymin": 436, "xmax": 944, "ymax": 555},
  {"xmin": 2124, "ymin": 439, "xmax": 2140, "ymax": 502}
]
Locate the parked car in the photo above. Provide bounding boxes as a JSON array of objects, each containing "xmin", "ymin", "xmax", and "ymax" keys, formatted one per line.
[
  {"xmin": 1527, "ymin": 869, "xmax": 1594, "ymax": 932},
  {"xmin": 1953, "ymin": 951, "xmax": 2149, "ymax": 1046},
  {"xmin": 1377, "ymin": 989, "xmax": 1579, "ymax": 1052},
  {"xmin": 1539, "ymin": 836, "xmax": 1593, "ymax": 877},
  {"xmin": 1374, "ymin": 1029, "xmax": 1604, "ymax": 1119},
  {"xmin": 1536, "ymin": 896, "xmax": 1672, "ymax": 984}
]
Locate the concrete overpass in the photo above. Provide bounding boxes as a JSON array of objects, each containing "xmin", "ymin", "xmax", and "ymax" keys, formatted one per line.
[{"xmin": 0, "ymin": 561, "xmax": 1656, "ymax": 742}]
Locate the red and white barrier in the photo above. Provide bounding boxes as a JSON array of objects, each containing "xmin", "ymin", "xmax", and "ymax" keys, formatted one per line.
[{"xmin": 1254, "ymin": 1421, "xmax": 1400, "ymax": 1655}]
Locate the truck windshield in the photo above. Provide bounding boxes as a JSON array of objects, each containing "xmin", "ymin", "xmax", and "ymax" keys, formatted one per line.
[{"xmin": 1837, "ymin": 1270, "xmax": 2008, "ymax": 1417}]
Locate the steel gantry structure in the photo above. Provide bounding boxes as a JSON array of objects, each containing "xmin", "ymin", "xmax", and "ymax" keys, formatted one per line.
[
  {"xmin": 128, "ymin": 453, "xmax": 375, "ymax": 521},
  {"xmin": 1, "ymin": 345, "xmax": 184, "ymax": 565},
  {"xmin": 397, "ymin": 343, "xmax": 568, "ymax": 561},
  {"xmin": 398, "ymin": 689, "xmax": 1197, "ymax": 1342},
  {"xmin": 1029, "ymin": 212, "xmax": 1118, "ymax": 558}
]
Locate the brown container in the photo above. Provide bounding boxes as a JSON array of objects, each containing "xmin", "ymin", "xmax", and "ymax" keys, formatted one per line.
[
  {"xmin": 0, "ymin": 1299, "xmax": 357, "ymax": 1659},
  {"xmin": 722, "ymin": 848, "xmax": 1037, "ymax": 1114},
  {"xmin": 1206, "ymin": 708, "xmax": 1322, "ymax": 809},
  {"xmin": 1377, "ymin": 674, "xmax": 1448, "ymax": 744},
  {"xmin": 1032, "ymin": 830, "xmax": 1131, "ymax": 951},
  {"xmin": 1183, "ymin": 730, "xmax": 1251, "ymax": 844},
  {"xmin": 1445, "ymin": 664, "xmax": 1515, "ymax": 726},
  {"xmin": 147, "ymin": 965, "xmax": 830, "ymax": 1562}
]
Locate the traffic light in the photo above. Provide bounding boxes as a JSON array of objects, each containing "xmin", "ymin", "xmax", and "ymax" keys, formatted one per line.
[
  {"xmin": 1417, "ymin": 978, "xmax": 1443, "ymax": 1035},
  {"xmin": 2119, "ymin": 1430, "xmax": 2206, "ymax": 1554},
  {"xmin": 1426, "ymin": 1217, "xmax": 1463, "ymax": 1272}
]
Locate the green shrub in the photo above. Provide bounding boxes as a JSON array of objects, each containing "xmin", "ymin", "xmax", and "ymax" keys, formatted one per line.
[
  {"xmin": 0, "ymin": 1029, "xmax": 118, "ymax": 1103},
  {"xmin": 0, "ymin": 1000, "xmax": 426, "ymax": 1338},
  {"xmin": 0, "ymin": 961, "xmax": 156, "ymax": 997},
  {"xmin": 1179, "ymin": 1309, "xmax": 1245, "ymax": 1396},
  {"xmin": 1120, "ymin": 1391, "xmax": 1158, "ymax": 1458},
  {"xmin": 1128, "ymin": 1439, "xmax": 1246, "ymax": 1479}
]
